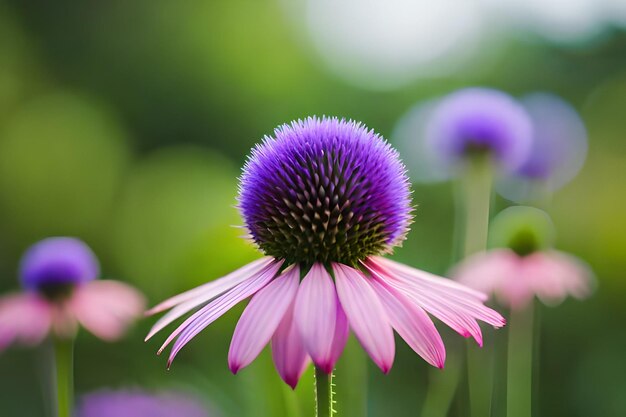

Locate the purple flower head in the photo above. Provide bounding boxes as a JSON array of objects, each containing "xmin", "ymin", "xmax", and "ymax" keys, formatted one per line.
[
  {"xmin": 425, "ymin": 88, "xmax": 533, "ymax": 172},
  {"xmin": 238, "ymin": 116, "xmax": 412, "ymax": 266},
  {"xmin": 19, "ymin": 237, "xmax": 99, "ymax": 293},
  {"xmin": 75, "ymin": 389, "xmax": 209, "ymax": 417},
  {"xmin": 517, "ymin": 93, "xmax": 587, "ymax": 180},
  {"xmin": 146, "ymin": 116, "xmax": 506, "ymax": 388}
]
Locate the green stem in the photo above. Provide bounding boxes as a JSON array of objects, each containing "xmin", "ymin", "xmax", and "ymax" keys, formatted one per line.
[
  {"xmin": 315, "ymin": 367, "xmax": 334, "ymax": 417},
  {"xmin": 507, "ymin": 306, "xmax": 534, "ymax": 417},
  {"xmin": 462, "ymin": 156, "xmax": 494, "ymax": 417},
  {"xmin": 462, "ymin": 156, "xmax": 493, "ymax": 257},
  {"xmin": 53, "ymin": 337, "xmax": 74, "ymax": 417},
  {"xmin": 421, "ymin": 348, "xmax": 462, "ymax": 417}
]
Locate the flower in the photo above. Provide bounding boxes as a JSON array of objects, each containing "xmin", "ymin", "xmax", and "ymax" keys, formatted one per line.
[
  {"xmin": 0, "ymin": 237, "xmax": 145, "ymax": 349},
  {"xmin": 453, "ymin": 207, "xmax": 593, "ymax": 310},
  {"xmin": 497, "ymin": 92, "xmax": 588, "ymax": 202},
  {"xmin": 146, "ymin": 117, "xmax": 505, "ymax": 388},
  {"xmin": 425, "ymin": 88, "xmax": 533, "ymax": 173},
  {"xmin": 75, "ymin": 388, "xmax": 209, "ymax": 417}
]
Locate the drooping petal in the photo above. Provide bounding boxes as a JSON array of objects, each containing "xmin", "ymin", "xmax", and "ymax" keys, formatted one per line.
[
  {"xmin": 453, "ymin": 249, "xmax": 534, "ymax": 310},
  {"xmin": 526, "ymin": 251, "xmax": 593, "ymax": 306},
  {"xmin": 327, "ymin": 299, "xmax": 349, "ymax": 371},
  {"xmin": 333, "ymin": 263, "xmax": 395, "ymax": 373},
  {"xmin": 146, "ymin": 257, "xmax": 274, "ymax": 315},
  {"xmin": 51, "ymin": 302, "xmax": 79, "ymax": 339},
  {"xmin": 452, "ymin": 249, "xmax": 519, "ymax": 296},
  {"xmin": 71, "ymin": 280, "xmax": 146, "ymax": 341},
  {"xmin": 0, "ymin": 293, "xmax": 51, "ymax": 350},
  {"xmin": 374, "ymin": 256, "xmax": 489, "ymax": 302},
  {"xmin": 162, "ymin": 260, "xmax": 283, "ymax": 367},
  {"xmin": 370, "ymin": 278, "xmax": 446, "ymax": 368},
  {"xmin": 271, "ymin": 298, "xmax": 311, "ymax": 389},
  {"xmin": 145, "ymin": 258, "xmax": 276, "ymax": 341},
  {"xmin": 366, "ymin": 257, "xmax": 505, "ymax": 346},
  {"xmin": 294, "ymin": 263, "xmax": 340, "ymax": 373},
  {"xmin": 229, "ymin": 266, "xmax": 300, "ymax": 374}
]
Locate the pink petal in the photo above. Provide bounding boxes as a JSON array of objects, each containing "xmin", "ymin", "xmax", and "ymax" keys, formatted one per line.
[
  {"xmin": 71, "ymin": 280, "xmax": 145, "ymax": 341},
  {"xmin": 526, "ymin": 251, "xmax": 593, "ymax": 306},
  {"xmin": 373, "ymin": 256, "xmax": 489, "ymax": 302},
  {"xmin": 333, "ymin": 263, "xmax": 395, "ymax": 373},
  {"xmin": 327, "ymin": 299, "xmax": 349, "ymax": 371},
  {"xmin": 452, "ymin": 250, "xmax": 518, "ymax": 295},
  {"xmin": 51, "ymin": 303, "xmax": 79, "ymax": 339},
  {"xmin": 370, "ymin": 278, "xmax": 446, "ymax": 368},
  {"xmin": 366, "ymin": 257, "xmax": 505, "ymax": 346},
  {"xmin": 453, "ymin": 250, "xmax": 533, "ymax": 310},
  {"xmin": 0, "ymin": 293, "xmax": 51, "ymax": 350},
  {"xmin": 271, "ymin": 298, "xmax": 311, "ymax": 389},
  {"xmin": 145, "ymin": 258, "xmax": 276, "ymax": 341},
  {"xmin": 294, "ymin": 263, "xmax": 341, "ymax": 373},
  {"xmin": 145, "ymin": 257, "xmax": 274, "ymax": 315},
  {"xmin": 162, "ymin": 260, "xmax": 283, "ymax": 367},
  {"xmin": 228, "ymin": 266, "xmax": 300, "ymax": 374}
]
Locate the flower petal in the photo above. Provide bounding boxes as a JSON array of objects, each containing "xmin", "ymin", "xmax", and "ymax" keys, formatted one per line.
[
  {"xmin": 145, "ymin": 257, "xmax": 274, "ymax": 315},
  {"xmin": 71, "ymin": 280, "xmax": 146, "ymax": 341},
  {"xmin": 452, "ymin": 250, "xmax": 518, "ymax": 296},
  {"xmin": 0, "ymin": 293, "xmax": 51, "ymax": 350},
  {"xmin": 271, "ymin": 298, "xmax": 311, "ymax": 389},
  {"xmin": 374, "ymin": 256, "xmax": 489, "ymax": 302},
  {"xmin": 333, "ymin": 263, "xmax": 395, "ymax": 373},
  {"xmin": 229, "ymin": 266, "xmax": 300, "ymax": 374},
  {"xmin": 162, "ymin": 260, "xmax": 283, "ymax": 367},
  {"xmin": 294, "ymin": 263, "xmax": 340, "ymax": 373},
  {"xmin": 527, "ymin": 251, "xmax": 593, "ymax": 306},
  {"xmin": 366, "ymin": 257, "xmax": 505, "ymax": 346},
  {"xmin": 453, "ymin": 250, "xmax": 533, "ymax": 310},
  {"xmin": 145, "ymin": 259, "xmax": 274, "ymax": 342},
  {"xmin": 370, "ymin": 278, "xmax": 445, "ymax": 368},
  {"xmin": 327, "ymin": 299, "xmax": 349, "ymax": 371}
]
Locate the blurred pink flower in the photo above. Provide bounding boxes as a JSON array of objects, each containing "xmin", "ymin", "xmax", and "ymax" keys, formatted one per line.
[
  {"xmin": 453, "ymin": 249, "xmax": 593, "ymax": 310},
  {"xmin": 0, "ymin": 237, "xmax": 145, "ymax": 350}
]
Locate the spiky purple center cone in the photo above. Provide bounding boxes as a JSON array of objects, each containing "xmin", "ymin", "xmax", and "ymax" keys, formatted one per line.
[
  {"xmin": 238, "ymin": 117, "xmax": 413, "ymax": 266},
  {"xmin": 19, "ymin": 237, "xmax": 100, "ymax": 298}
]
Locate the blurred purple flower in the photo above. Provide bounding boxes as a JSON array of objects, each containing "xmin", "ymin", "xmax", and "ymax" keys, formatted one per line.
[
  {"xmin": 0, "ymin": 237, "xmax": 145, "ymax": 349},
  {"xmin": 425, "ymin": 87, "xmax": 533, "ymax": 172},
  {"xmin": 20, "ymin": 237, "xmax": 100, "ymax": 291},
  {"xmin": 146, "ymin": 117, "xmax": 505, "ymax": 388},
  {"xmin": 75, "ymin": 389, "xmax": 209, "ymax": 417},
  {"xmin": 497, "ymin": 92, "xmax": 588, "ymax": 202}
]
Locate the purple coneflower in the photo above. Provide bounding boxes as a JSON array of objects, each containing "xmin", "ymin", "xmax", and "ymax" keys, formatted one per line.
[
  {"xmin": 75, "ymin": 388, "xmax": 210, "ymax": 417},
  {"xmin": 425, "ymin": 87, "xmax": 533, "ymax": 173},
  {"xmin": 0, "ymin": 237, "xmax": 145, "ymax": 350},
  {"xmin": 146, "ymin": 117, "xmax": 505, "ymax": 389},
  {"xmin": 497, "ymin": 92, "xmax": 588, "ymax": 203},
  {"xmin": 453, "ymin": 207, "xmax": 592, "ymax": 310}
]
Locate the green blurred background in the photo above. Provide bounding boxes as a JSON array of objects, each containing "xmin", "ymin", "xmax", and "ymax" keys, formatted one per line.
[{"xmin": 0, "ymin": 0, "xmax": 625, "ymax": 416}]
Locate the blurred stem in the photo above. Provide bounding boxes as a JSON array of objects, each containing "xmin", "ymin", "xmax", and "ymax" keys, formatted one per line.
[
  {"xmin": 507, "ymin": 306, "xmax": 534, "ymax": 417},
  {"xmin": 463, "ymin": 155, "xmax": 494, "ymax": 417},
  {"xmin": 334, "ymin": 337, "xmax": 367, "ymax": 417},
  {"xmin": 462, "ymin": 155, "xmax": 493, "ymax": 257},
  {"xmin": 53, "ymin": 337, "xmax": 74, "ymax": 417},
  {"xmin": 421, "ymin": 348, "xmax": 462, "ymax": 417},
  {"xmin": 281, "ymin": 383, "xmax": 302, "ymax": 417},
  {"xmin": 315, "ymin": 367, "xmax": 334, "ymax": 417}
]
